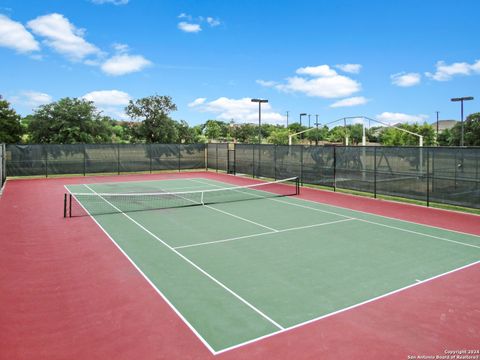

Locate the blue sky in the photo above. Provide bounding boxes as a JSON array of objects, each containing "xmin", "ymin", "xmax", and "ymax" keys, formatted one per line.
[{"xmin": 0, "ymin": 0, "xmax": 479, "ymax": 127}]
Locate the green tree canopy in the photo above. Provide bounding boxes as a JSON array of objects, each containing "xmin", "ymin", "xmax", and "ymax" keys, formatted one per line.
[
  {"xmin": 0, "ymin": 97, "xmax": 23, "ymax": 143},
  {"xmin": 267, "ymin": 128, "xmax": 294, "ymax": 145},
  {"xmin": 378, "ymin": 123, "xmax": 435, "ymax": 146},
  {"xmin": 447, "ymin": 113, "xmax": 480, "ymax": 146},
  {"xmin": 125, "ymin": 95, "xmax": 178, "ymax": 143},
  {"xmin": 28, "ymin": 97, "xmax": 113, "ymax": 143}
]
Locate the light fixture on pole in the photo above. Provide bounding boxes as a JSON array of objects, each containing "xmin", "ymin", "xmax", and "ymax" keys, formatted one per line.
[
  {"xmin": 251, "ymin": 98, "xmax": 268, "ymax": 144},
  {"xmin": 451, "ymin": 96, "xmax": 474, "ymax": 146}
]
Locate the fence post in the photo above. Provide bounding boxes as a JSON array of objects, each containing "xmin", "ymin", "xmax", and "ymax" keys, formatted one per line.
[
  {"xmin": 233, "ymin": 143, "xmax": 236, "ymax": 175},
  {"xmin": 373, "ymin": 146, "xmax": 377, "ymax": 198},
  {"xmin": 178, "ymin": 144, "xmax": 181, "ymax": 172},
  {"xmin": 252, "ymin": 145, "xmax": 255, "ymax": 178},
  {"xmin": 274, "ymin": 145, "xmax": 277, "ymax": 181},
  {"xmin": 149, "ymin": 144, "xmax": 153, "ymax": 174},
  {"xmin": 426, "ymin": 147, "xmax": 430, "ymax": 207},
  {"xmin": 83, "ymin": 144, "xmax": 87, "ymax": 176},
  {"xmin": 216, "ymin": 144, "xmax": 218, "ymax": 172},
  {"xmin": 333, "ymin": 146, "xmax": 336, "ymax": 192},
  {"xmin": 300, "ymin": 145, "xmax": 304, "ymax": 186},
  {"xmin": 204, "ymin": 144, "xmax": 208, "ymax": 171},
  {"xmin": 45, "ymin": 145, "xmax": 48, "ymax": 178},
  {"xmin": 117, "ymin": 144, "xmax": 120, "ymax": 175}
]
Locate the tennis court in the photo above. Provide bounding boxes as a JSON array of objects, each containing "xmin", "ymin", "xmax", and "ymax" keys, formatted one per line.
[{"xmin": 64, "ymin": 176, "xmax": 480, "ymax": 354}]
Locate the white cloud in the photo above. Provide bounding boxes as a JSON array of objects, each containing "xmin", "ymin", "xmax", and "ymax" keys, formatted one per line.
[
  {"xmin": 82, "ymin": 90, "xmax": 130, "ymax": 106},
  {"xmin": 112, "ymin": 43, "xmax": 129, "ymax": 53},
  {"xmin": 267, "ymin": 64, "xmax": 361, "ymax": 99},
  {"xmin": 330, "ymin": 96, "xmax": 368, "ymax": 108},
  {"xmin": 101, "ymin": 54, "xmax": 152, "ymax": 76},
  {"xmin": 391, "ymin": 72, "xmax": 421, "ymax": 87},
  {"xmin": 178, "ymin": 22, "xmax": 202, "ymax": 33},
  {"xmin": 256, "ymin": 79, "xmax": 277, "ymax": 87},
  {"xmin": 82, "ymin": 90, "xmax": 130, "ymax": 119},
  {"xmin": 376, "ymin": 112, "xmax": 428, "ymax": 124},
  {"xmin": 277, "ymin": 75, "xmax": 361, "ymax": 98},
  {"xmin": 27, "ymin": 13, "xmax": 99, "ymax": 61},
  {"xmin": 0, "ymin": 14, "xmax": 39, "ymax": 53},
  {"xmin": 335, "ymin": 64, "xmax": 362, "ymax": 74},
  {"xmin": 90, "ymin": 0, "xmax": 129, "ymax": 4},
  {"xmin": 178, "ymin": 13, "xmax": 191, "ymax": 20},
  {"xmin": 206, "ymin": 17, "xmax": 221, "ymax": 27},
  {"xmin": 189, "ymin": 97, "xmax": 285, "ymax": 124},
  {"xmin": 296, "ymin": 65, "xmax": 337, "ymax": 77},
  {"xmin": 10, "ymin": 91, "xmax": 52, "ymax": 108},
  {"xmin": 188, "ymin": 98, "xmax": 206, "ymax": 107},
  {"xmin": 425, "ymin": 60, "xmax": 480, "ymax": 81}
]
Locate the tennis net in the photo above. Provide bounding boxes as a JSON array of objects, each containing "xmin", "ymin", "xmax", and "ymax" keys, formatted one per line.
[{"xmin": 65, "ymin": 177, "xmax": 300, "ymax": 217}]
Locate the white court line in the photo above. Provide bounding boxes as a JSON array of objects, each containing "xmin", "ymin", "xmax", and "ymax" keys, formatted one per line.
[
  {"xmin": 63, "ymin": 185, "xmax": 216, "ymax": 355},
  {"xmin": 214, "ymin": 259, "xmax": 480, "ymax": 355},
  {"xmin": 204, "ymin": 204, "xmax": 278, "ymax": 232},
  {"xmin": 82, "ymin": 184, "xmax": 285, "ymax": 332},
  {"xmin": 174, "ymin": 218, "xmax": 355, "ymax": 250},
  {"xmin": 190, "ymin": 178, "xmax": 480, "ymax": 250},
  {"xmin": 66, "ymin": 180, "xmax": 480, "ymax": 355}
]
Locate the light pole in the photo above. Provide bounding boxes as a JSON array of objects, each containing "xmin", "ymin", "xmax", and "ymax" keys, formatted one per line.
[
  {"xmin": 286, "ymin": 111, "xmax": 289, "ymax": 127},
  {"xmin": 315, "ymin": 114, "xmax": 319, "ymax": 145},
  {"xmin": 308, "ymin": 114, "xmax": 311, "ymax": 128},
  {"xmin": 451, "ymin": 96, "xmax": 474, "ymax": 146},
  {"xmin": 299, "ymin": 113, "xmax": 307, "ymax": 126},
  {"xmin": 251, "ymin": 98, "xmax": 268, "ymax": 144}
]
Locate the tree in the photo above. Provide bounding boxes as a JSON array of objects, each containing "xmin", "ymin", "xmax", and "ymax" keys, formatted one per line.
[
  {"xmin": 125, "ymin": 95, "xmax": 178, "ymax": 143},
  {"xmin": 176, "ymin": 120, "xmax": 197, "ymax": 143},
  {"xmin": 267, "ymin": 128, "xmax": 293, "ymax": 145},
  {"xmin": 28, "ymin": 97, "xmax": 113, "ymax": 143},
  {"xmin": 0, "ymin": 97, "xmax": 23, "ymax": 143},
  {"xmin": 448, "ymin": 113, "xmax": 480, "ymax": 146},
  {"xmin": 378, "ymin": 123, "xmax": 435, "ymax": 146},
  {"xmin": 204, "ymin": 120, "xmax": 222, "ymax": 141},
  {"xmin": 305, "ymin": 126, "xmax": 329, "ymax": 144}
]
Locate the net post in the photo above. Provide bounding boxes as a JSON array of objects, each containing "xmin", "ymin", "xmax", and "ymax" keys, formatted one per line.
[
  {"xmin": 373, "ymin": 146, "xmax": 377, "ymax": 198},
  {"xmin": 200, "ymin": 191, "xmax": 204, "ymax": 205},
  {"xmin": 296, "ymin": 177, "xmax": 300, "ymax": 195},
  {"xmin": 63, "ymin": 193, "xmax": 67, "ymax": 218},
  {"xmin": 69, "ymin": 194, "xmax": 72, "ymax": 218}
]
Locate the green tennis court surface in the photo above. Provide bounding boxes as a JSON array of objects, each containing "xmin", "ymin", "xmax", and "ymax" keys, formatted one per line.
[{"xmin": 65, "ymin": 178, "xmax": 480, "ymax": 354}]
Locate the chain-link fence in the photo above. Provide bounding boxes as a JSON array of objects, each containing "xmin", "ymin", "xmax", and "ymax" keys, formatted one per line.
[
  {"xmin": 6, "ymin": 144, "xmax": 206, "ymax": 177},
  {"xmin": 227, "ymin": 144, "xmax": 480, "ymax": 210},
  {"xmin": 4, "ymin": 143, "xmax": 480, "ymax": 209},
  {"xmin": 0, "ymin": 144, "xmax": 5, "ymax": 190}
]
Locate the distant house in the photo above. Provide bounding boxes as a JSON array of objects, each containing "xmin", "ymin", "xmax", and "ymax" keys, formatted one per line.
[{"xmin": 431, "ymin": 120, "xmax": 458, "ymax": 132}]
